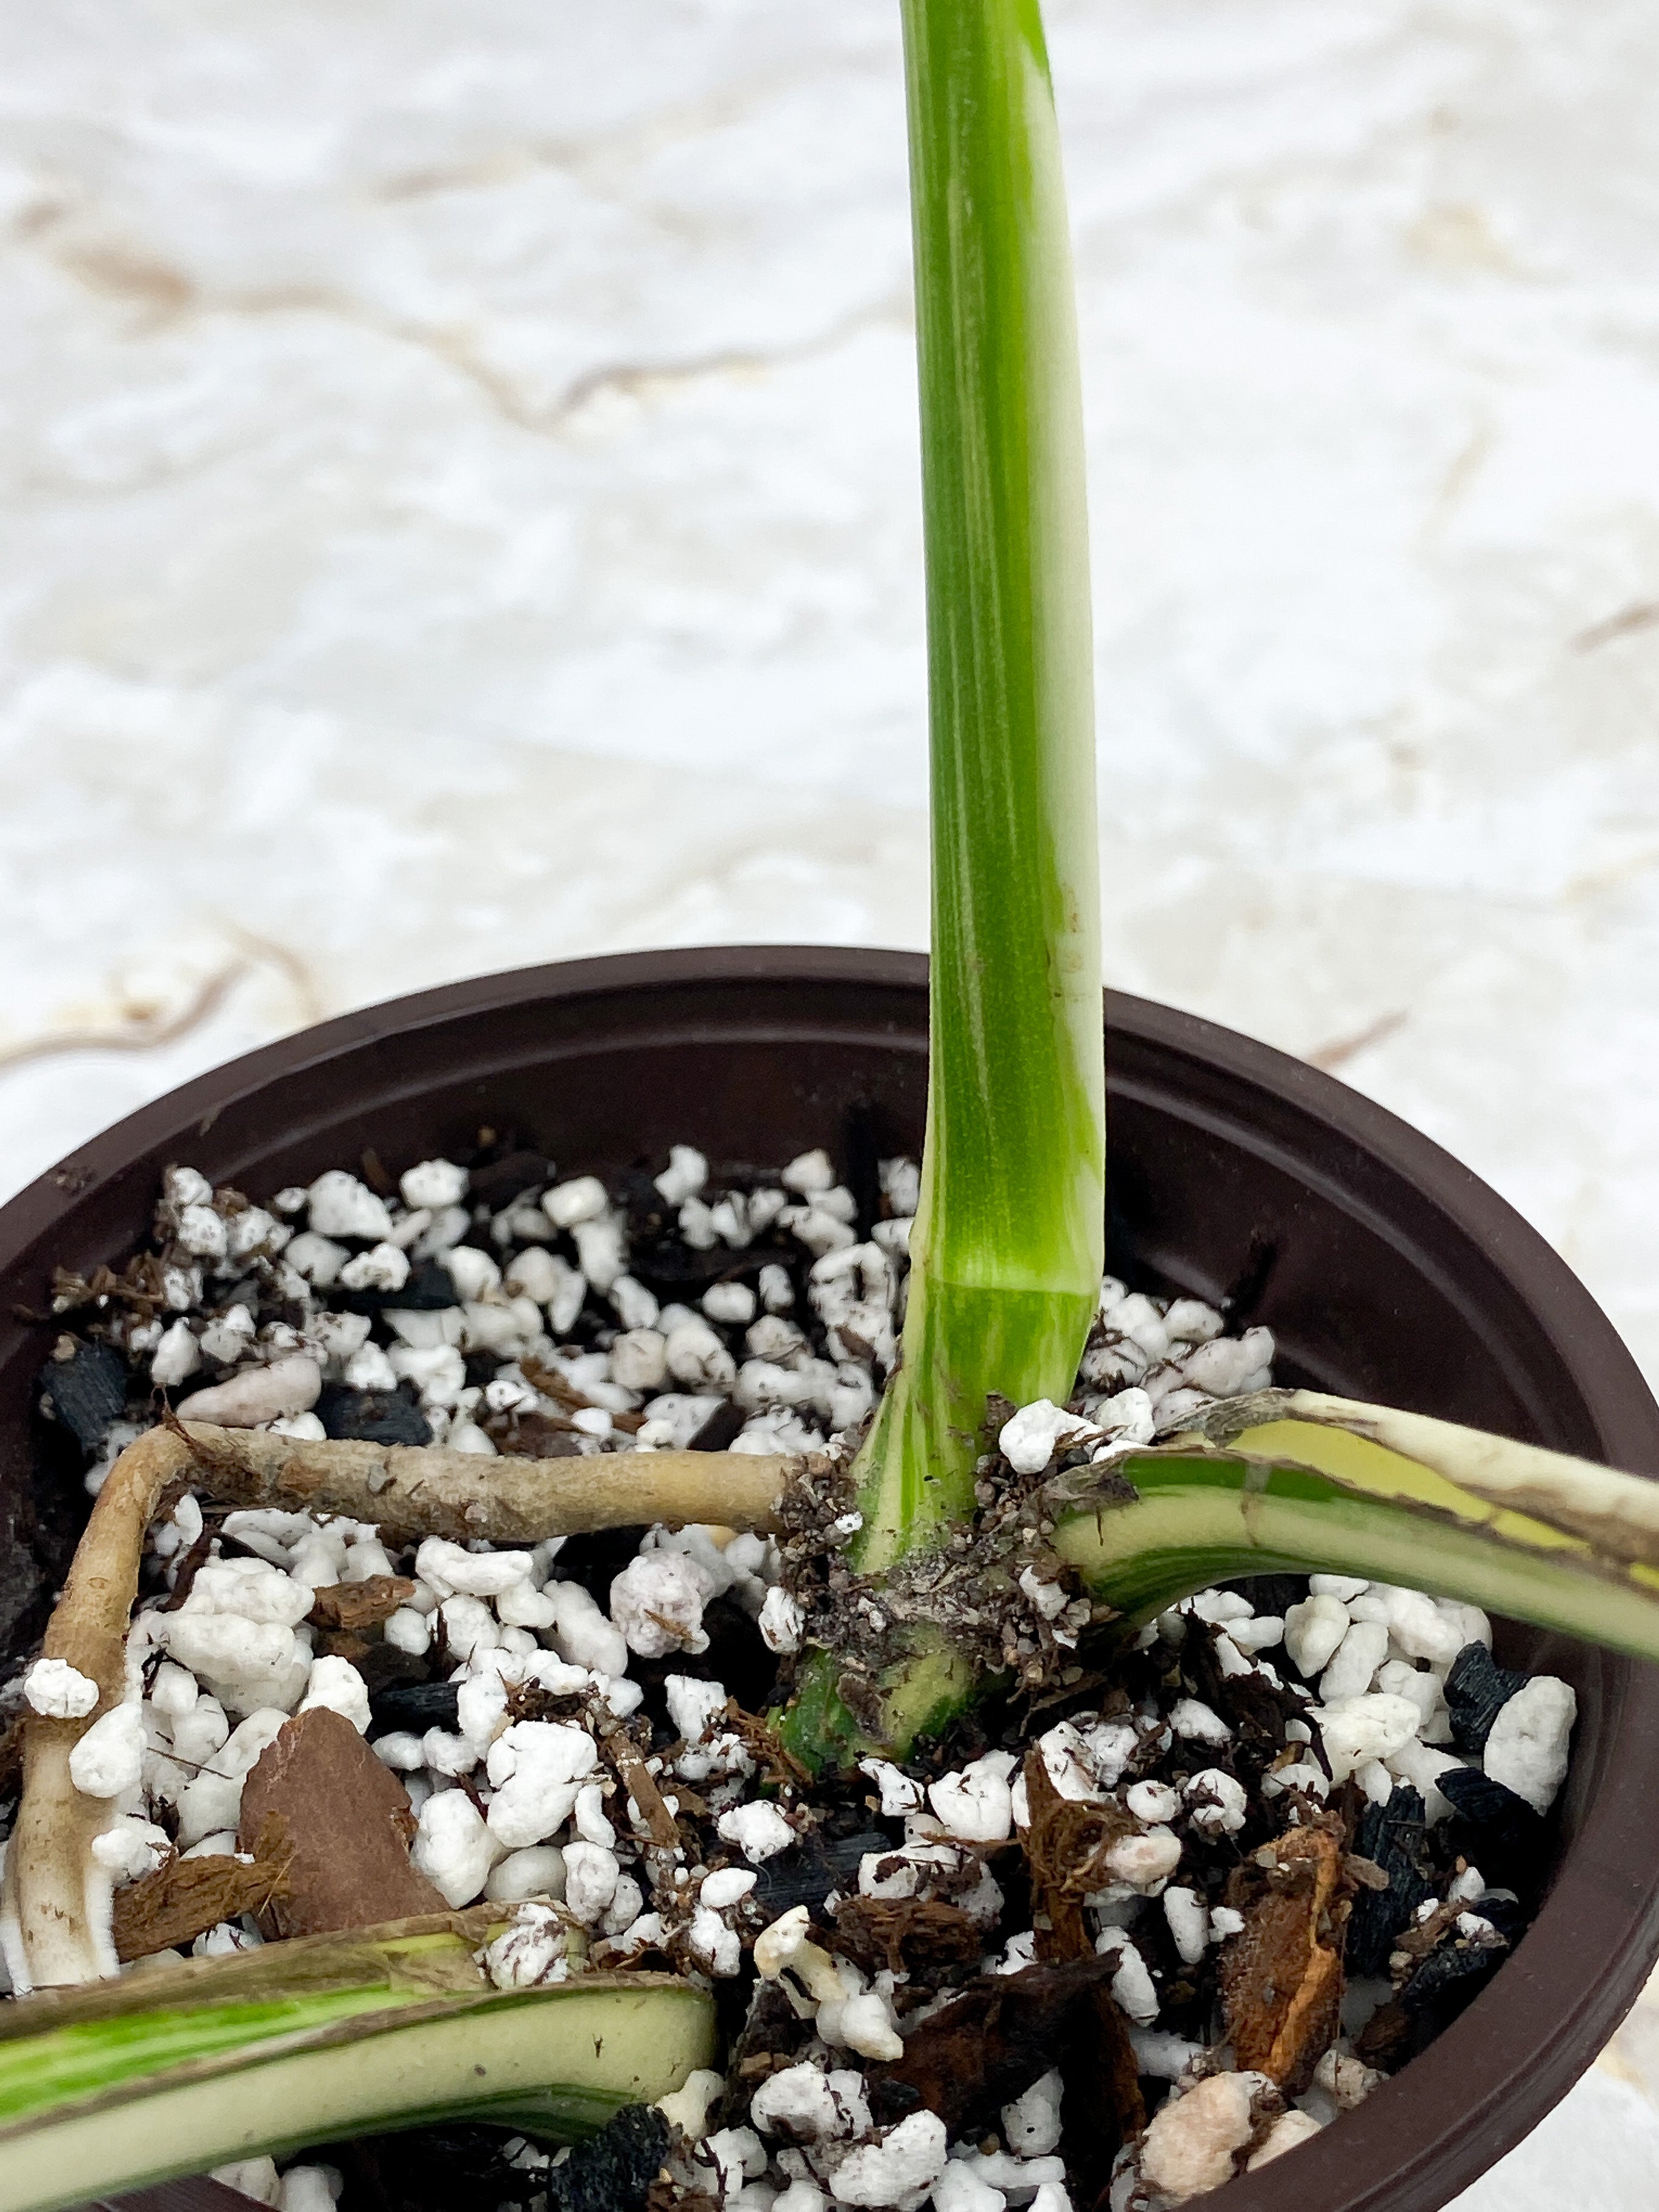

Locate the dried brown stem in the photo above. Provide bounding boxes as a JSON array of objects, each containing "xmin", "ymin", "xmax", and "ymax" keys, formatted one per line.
[{"xmin": 173, "ymin": 1424, "xmax": 800, "ymax": 1543}]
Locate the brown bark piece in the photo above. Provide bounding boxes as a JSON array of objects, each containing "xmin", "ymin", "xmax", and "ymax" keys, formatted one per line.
[
  {"xmin": 112, "ymin": 1824, "xmax": 291, "ymax": 1962},
  {"xmin": 314, "ymin": 1629, "xmax": 376, "ymax": 1664},
  {"xmin": 1060, "ymin": 1982, "xmax": 1147, "ymax": 2212},
  {"xmin": 1020, "ymin": 1747, "xmax": 1137, "ymax": 1962},
  {"xmin": 307, "ymin": 1576, "xmax": 416, "ymax": 1632},
  {"xmin": 865, "ymin": 1956, "xmax": 1123, "ymax": 2140},
  {"xmin": 828, "ymin": 1896, "xmax": 983, "ymax": 1978},
  {"xmin": 1217, "ymin": 1823, "xmax": 1346, "ymax": 2094},
  {"xmin": 237, "ymin": 1706, "xmax": 447, "ymax": 1938},
  {"xmin": 602, "ymin": 1725, "xmax": 682, "ymax": 1850}
]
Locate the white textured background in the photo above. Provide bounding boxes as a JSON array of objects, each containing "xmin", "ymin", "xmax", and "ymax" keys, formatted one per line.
[{"xmin": 2, "ymin": 1, "xmax": 1658, "ymax": 2191}]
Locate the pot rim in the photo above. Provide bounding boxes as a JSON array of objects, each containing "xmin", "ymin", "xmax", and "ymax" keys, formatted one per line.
[{"xmin": 3, "ymin": 943, "xmax": 1656, "ymax": 2212}]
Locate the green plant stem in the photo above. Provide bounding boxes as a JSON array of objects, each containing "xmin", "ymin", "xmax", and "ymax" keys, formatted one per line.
[
  {"xmin": 782, "ymin": 0, "xmax": 1103, "ymax": 1770},
  {"xmin": 1050, "ymin": 1389, "xmax": 1659, "ymax": 1656},
  {"xmin": 0, "ymin": 1924, "xmax": 714, "ymax": 2212}
]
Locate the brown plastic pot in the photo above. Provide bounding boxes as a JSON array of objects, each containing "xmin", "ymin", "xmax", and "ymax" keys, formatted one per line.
[{"xmin": 2, "ymin": 946, "xmax": 1657, "ymax": 2212}]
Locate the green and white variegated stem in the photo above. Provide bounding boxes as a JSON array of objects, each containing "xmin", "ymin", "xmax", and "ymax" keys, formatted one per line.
[
  {"xmin": 0, "ymin": 1920, "xmax": 714, "ymax": 2212},
  {"xmin": 1048, "ymin": 1388, "xmax": 1659, "ymax": 1655},
  {"xmin": 782, "ymin": 0, "xmax": 1103, "ymax": 1770}
]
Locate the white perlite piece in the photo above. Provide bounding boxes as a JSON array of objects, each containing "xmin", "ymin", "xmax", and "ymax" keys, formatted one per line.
[
  {"xmin": 1163, "ymin": 1886, "xmax": 1209, "ymax": 1966},
  {"xmin": 859, "ymin": 1759, "xmax": 923, "ymax": 1818},
  {"xmin": 412, "ymin": 1789, "xmax": 499, "ymax": 1907},
  {"xmin": 759, "ymin": 1586, "xmax": 804, "ymax": 1655},
  {"xmin": 484, "ymin": 1903, "xmax": 568, "ymax": 1990},
  {"xmin": 1095, "ymin": 1930, "xmax": 1159, "ymax": 2024},
  {"xmin": 1283, "ymin": 1594, "xmax": 1350, "ymax": 1678},
  {"xmin": 933, "ymin": 2167, "xmax": 1001, "ymax": 2212},
  {"xmin": 401, "ymin": 1159, "xmax": 468, "ymax": 1210},
  {"xmin": 1139, "ymin": 2072, "xmax": 1263, "ymax": 2200},
  {"xmin": 1248, "ymin": 2109, "xmax": 1325, "ymax": 2169},
  {"xmin": 307, "ymin": 1172, "xmax": 393, "ymax": 1243},
  {"xmin": 22, "ymin": 1658, "xmax": 99, "ymax": 1719},
  {"xmin": 718, "ymin": 1801, "xmax": 797, "ymax": 1863},
  {"xmin": 656, "ymin": 2068, "xmax": 725, "ymax": 2142},
  {"xmin": 1001, "ymin": 2069, "xmax": 1064, "ymax": 2158},
  {"xmin": 67, "ymin": 1702, "xmax": 144, "ymax": 1799},
  {"xmin": 1483, "ymin": 1675, "xmax": 1577, "ymax": 1813},
  {"xmin": 1316, "ymin": 1693, "xmax": 1420, "ymax": 1783},
  {"xmin": 211, "ymin": 2159, "xmax": 281, "ymax": 2207},
  {"xmin": 610, "ymin": 1551, "xmax": 713, "ymax": 1658},
  {"xmin": 751, "ymin": 2064, "xmax": 848, "ymax": 2145},
  {"xmin": 998, "ymin": 1399, "xmax": 1103, "ymax": 1476},
  {"xmin": 929, "ymin": 1757, "xmax": 1015, "ymax": 1843},
  {"xmin": 828, "ymin": 2111, "xmax": 947, "ymax": 2206},
  {"xmin": 297, "ymin": 1656, "xmax": 371, "ymax": 1733}
]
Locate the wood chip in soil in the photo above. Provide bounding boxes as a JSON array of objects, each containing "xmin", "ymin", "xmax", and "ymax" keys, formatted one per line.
[
  {"xmin": 863, "ymin": 1955, "xmax": 1128, "ymax": 2139},
  {"xmin": 113, "ymin": 1816, "xmax": 291, "ymax": 1961},
  {"xmin": 237, "ymin": 1706, "xmax": 447, "ymax": 1938},
  {"xmin": 307, "ymin": 1576, "xmax": 417, "ymax": 1632},
  {"xmin": 1217, "ymin": 1821, "xmax": 1347, "ymax": 2094}
]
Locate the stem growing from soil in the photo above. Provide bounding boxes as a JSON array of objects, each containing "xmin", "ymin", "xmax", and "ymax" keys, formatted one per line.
[{"xmin": 783, "ymin": 0, "xmax": 1103, "ymax": 1769}]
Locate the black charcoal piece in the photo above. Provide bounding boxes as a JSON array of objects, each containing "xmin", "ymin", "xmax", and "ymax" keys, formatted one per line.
[
  {"xmin": 548, "ymin": 2104, "xmax": 669, "ymax": 2212},
  {"xmin": 633, "ymin": 1241, "xmax": 766, "ymax": 1287},
  {"xmin": 335, "ymin": 1260, "xmax": 458, "ymax": 1315},
  {"xmin": 37, "ymin": 1337, "xmax": 128, "ymax": 1455},
  {"xmin": 369, "ymin": 1679, "xmax": 460, "ymax": 1735},
  {"xmin": 1346, "ymin": 1786, "xmax": 1434, "ymax": 1976},
  {"xmin": 1399, "ymin": 1929, "xmax": 1509, "ymax": 2014},
  {"xmin": 1222, "ymin": 1574, "xmax": 1306, "ymax": 1620},
  {"xmin": 318, "ymin": 1381, "xmax": 433, "ymax": 1446},
  {"xmin": 1437, "ymin": 1765, "xmax": 1549, "ymax": 1875},
  {"xmin": 1442, "ymin": 1761, "xmax": 1557, "ymax": 1884},
  {"xmin": 752, "ymin": 1828, "xmax": 894, "ymax": 1917},
  {"xmin": 688, "ymin": 1400, "xmax": 746, "ymax": 1452},
  {"xmin": 617, "ymin": 1165, "xmax": 677, "ymax": 1246},
  {"xmin": 465, "ymin": 1149, "xmax": 554, "ymax": 1210},
  {"xmin": 1443, "ymin": 1642, "xmax": 1530, "ymax": 1754}
]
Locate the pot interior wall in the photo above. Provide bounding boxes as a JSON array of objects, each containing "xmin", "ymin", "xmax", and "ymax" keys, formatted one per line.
[{"xmin": 0, "ymin": 950, "xmax": 1654, "ymax": 2212}]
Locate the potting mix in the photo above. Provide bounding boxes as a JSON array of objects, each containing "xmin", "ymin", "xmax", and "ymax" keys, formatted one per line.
[{"xmin": 2, "ymin": 1141, "xmax": 1575, "ymax": 2210}]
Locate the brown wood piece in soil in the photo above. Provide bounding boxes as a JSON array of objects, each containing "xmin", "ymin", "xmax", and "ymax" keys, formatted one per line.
[
  {"xmin": 828, "ymin": 1895, "xmax": 983, "ymax": 1979},
  {"xmin": 491, "ymin": 1412, "xmax": 585, "ymax": 1460},
  {"xmin": 522, "ymin": 1353, "xmax": 648, "ymax": 1435},
  {"xmin": 313, "ymin": 1629, "xmax": 376, "ymax": 1664},
  {"xmin": 1020, "ymin": 1747, "xmax": 1134, "ymax": 1962},
  {"xmin": 1217, "ymin": 1822, "xmax": 1347, "ymax": 2093},
  {"xmin": 307, "ymin": 1576, "xmax": 416, "ymax": 1632},
  {"xmin": 237, "ymin": 1707, "xmax": 448, "ymax": 1938},
  {"xmin": 113, "ymin": 1819, "xmax": 292, "ymax": 1962},
  {"xmin": 602, "ymin": 1727, "xmax": 681, "ymax": 1851},
  {"xmin": 1355, "ymin": 1996, "xmax": 1414, "ymax": 2070},
  {"xmin": 1060, "ymin": 1979, "xmax": 1148, "ymax": 2212},
  {"xmin": 865, "ymin": 1955, "xmax": 1125, "ymax": 2140},
  {"xmin": 1387, "ymin": 1896, "xmax": 1463, "ymax": 1970}
]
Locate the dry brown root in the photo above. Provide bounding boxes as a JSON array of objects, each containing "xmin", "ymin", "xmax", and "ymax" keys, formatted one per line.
[
  {"xmin": 7, "ymin": 1425, "xmax": 195, "ymax": 1990},
  {"xmin": 6, "ymin": 1422, "xmax": 802, "ymax": 1989},
  {"xmin": 174, "ymin": 1424, "xmax": 801, "ymax": 1543}
]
